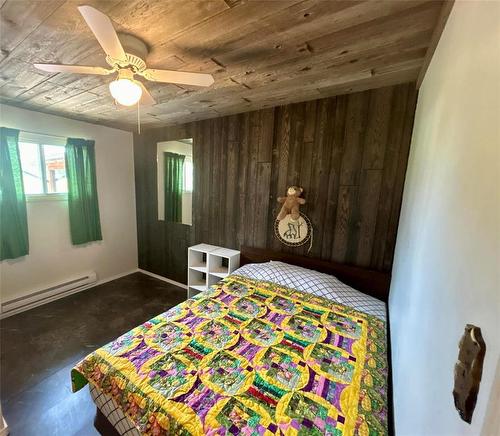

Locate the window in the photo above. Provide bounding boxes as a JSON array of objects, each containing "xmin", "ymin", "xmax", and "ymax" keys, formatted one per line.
[
  {"xmin": 183, "ymin": 157, "xmax": 193, "ymax": 193},
  {"xmin": 19, "ymin": 140, "xmax": 68, "ymax": 196}
]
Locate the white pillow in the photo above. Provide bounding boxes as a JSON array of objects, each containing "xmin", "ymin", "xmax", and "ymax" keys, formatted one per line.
[{"xmin": 232, "ymin": 261, "xmax": 386, "ymax": 321}]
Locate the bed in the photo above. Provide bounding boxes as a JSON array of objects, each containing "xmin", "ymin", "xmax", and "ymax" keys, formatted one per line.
[{"xmin": 72, "ymin": 247, "xmax": 390, "ymax": 435}]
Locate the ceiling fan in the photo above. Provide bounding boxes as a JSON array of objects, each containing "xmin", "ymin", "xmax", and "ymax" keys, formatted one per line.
[{"xmin": 34, "ymin": 5, "xmax": 214, "ymax": 107}]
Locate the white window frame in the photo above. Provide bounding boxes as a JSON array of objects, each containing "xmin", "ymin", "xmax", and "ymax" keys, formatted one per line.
[{"xmin": 19, "ymin": 132, "xmax": 68, "ymax": 201}]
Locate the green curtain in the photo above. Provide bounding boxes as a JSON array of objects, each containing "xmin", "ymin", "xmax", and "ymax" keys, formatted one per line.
[
  {"xmin": 0, "ymin": 127, "xmax": 29, "ymax": 260},
  {"xmin": 164, "ymin": 152, "xmax": 185, "ymax": 223},
  {"xmin": 65, "ymin": 138, "xmax": 102, "ymax": 245}
]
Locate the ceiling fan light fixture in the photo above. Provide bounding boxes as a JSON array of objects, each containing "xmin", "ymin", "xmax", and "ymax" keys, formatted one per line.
[{"xmin": 109, "ymin": 70, "xmax": 142, "ymax": 106}]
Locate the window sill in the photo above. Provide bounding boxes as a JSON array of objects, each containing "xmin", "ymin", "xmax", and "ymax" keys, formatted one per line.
[{"xmin": 26, "ymin": 193, "xmax": 68, "ymax": 202}]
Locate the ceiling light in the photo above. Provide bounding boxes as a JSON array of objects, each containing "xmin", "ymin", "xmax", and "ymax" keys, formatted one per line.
[{"xmin": 109, "ymin": 70, "xmax": 142, "ymax": 106}]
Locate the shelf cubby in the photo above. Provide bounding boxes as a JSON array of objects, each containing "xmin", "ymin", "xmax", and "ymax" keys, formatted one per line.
[{"xmin": 187, "ymin": 244, "xmax": 240, "ymax": 299}]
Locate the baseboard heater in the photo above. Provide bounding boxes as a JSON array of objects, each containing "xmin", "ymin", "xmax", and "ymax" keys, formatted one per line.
[{"xmin": 1, "ymin": 271, "xmax": 97, "ymax": 318}]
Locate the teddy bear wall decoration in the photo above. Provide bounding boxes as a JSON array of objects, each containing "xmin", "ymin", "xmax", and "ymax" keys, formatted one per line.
[
  {"xmin": 274, "ymin": 186, "xmax": 313, "ymax": 251},
  {"xmin": 277, "ymin": 186, "xmax": 306, "ymax": 221}
]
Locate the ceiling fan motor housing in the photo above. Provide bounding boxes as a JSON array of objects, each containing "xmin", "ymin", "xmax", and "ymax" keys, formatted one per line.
[
  {"xmin": 106, "ymin": 33, "xmax": 149, "ymax": 72},
  {"xmin": 116, "ymin": 68, "xmax": 135, "ymax": 81}
]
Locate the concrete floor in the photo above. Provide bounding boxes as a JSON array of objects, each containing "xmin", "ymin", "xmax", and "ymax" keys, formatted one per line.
[{"xmin": 1, "ymin": 272, "xmax": 186, "ymax": 436}]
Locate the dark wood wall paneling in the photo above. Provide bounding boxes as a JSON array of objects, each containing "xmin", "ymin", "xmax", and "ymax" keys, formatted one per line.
[{"xmin": 134, "ymin": 83, "xmax": 417, "ymax": 284}]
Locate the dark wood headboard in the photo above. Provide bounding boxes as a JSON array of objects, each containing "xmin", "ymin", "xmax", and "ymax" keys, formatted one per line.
[{"xmin": 240, "ymin": 246, "xmax": 391, "ymax": 302}]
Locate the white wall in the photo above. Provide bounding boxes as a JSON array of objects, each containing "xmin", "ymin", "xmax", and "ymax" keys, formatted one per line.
[
  {"xmin": 389, "ymin": 1, "xmax": 500, "ymax": 435},
  {"xmin": 0, "ymin": 104, "xmax": 138, "ymax": 303}
]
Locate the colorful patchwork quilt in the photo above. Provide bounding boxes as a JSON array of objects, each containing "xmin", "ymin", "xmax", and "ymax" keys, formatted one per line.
[{"xmin": 72, "ymin": 275, "xmax": 388, "ymax": 435}]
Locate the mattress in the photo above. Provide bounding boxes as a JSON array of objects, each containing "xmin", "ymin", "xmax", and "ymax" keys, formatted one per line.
[
  {"xmin": 90, "ymin": 383, "xmax": 139, "ymax": 435},
  {"xmin": 76, "ymin": 273, "xmax": 388, "ymax": 435}
]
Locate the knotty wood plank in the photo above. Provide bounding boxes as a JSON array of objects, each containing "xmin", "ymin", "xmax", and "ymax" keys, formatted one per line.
[
  {"xmin": 0, "ymin": 0, "xmax": 123, "ymax": 102},
  {"xmin": 331, "ymin": 186, "xmax": 359, "ymax": 263},
  {"xmin": 302, "ymin": 98, "xmax": 326, "ymax": 257},
  {"xmin": 270, "ymin": 105, "xmax": 291, "ymax": 251},
  {"xmin": 321, "ymin": 94, "xmax": 347, "ymax": 259},
  {"xmin": 339, "ymin": 91, "xmax": 370, "ymax": 186},
  {"xmin": 266, "ymin": 107, "xmax": 281, "ymax": 249},
  {"xmin": 218, "ymin": 116, "xmax": 229, "ymax": 246},
  {"xmin": 318, "ymin": 66, "xmax": 420, "ymax": 100},
  {"xmin": 257, "ymin": 107, "xmax": 274, "ymax": 163},
  {"xmin": 243, "ymin": 111, "xmax": 258, "ymax": 246},
  {"xmin": 280, "ymin": 102, "xmax": 306, "ymax": 255},
  {"xmin": 106, "ymin": 0, "xmax": 229, "ymax": 52},
  {"xmin": 209, "ymin": 117, "xmax": 221, "ymax": 245},
  {"xmin": 245, "ymin": 111, "xmax": 263, "ymax": 245},
  {"xmin": 148, "ymin": 1, "xmax": 303, "ymax": 68},
  {"xmin": 224, "ymin": 116, "xmax": 240, "ymax": 247},
  {"xmin": 188, "ymin": 1, "xmax": 431, "ymax": 90},
  {"xmin": 275, "ymin": 105, "xmax": 291, "ymax": 197},
  {"xmin": 361, "ymin": 86, "xmax": 393, "ymax": 170},
  {"xmin": 286, "ymin": 102, "xmax": 305, "ymax": 188},
  {"xmin": 0, "ymin": 0, "xmax": 65, "ymax": 62},
  {"xmin": 383, "ymin": 84, "xmax": 417, "ymax": 270},
  {"xmin": 314, "ymin": 98, "xmax": 338, "ymax": 259},
  {"xmin": 307, "ymin": 98, "xmax": 327, "ymax": 216},
  {"xmin": 201, "ymin": 119, "xmax": 212, "ymax": 242},
  {"xmin": 253, "ymin": 162, "xmax": 272, "ymax": 248},
  {"xmin": 236, "ymin": 112, "xmax": 250, "ymax": 247},
  {"xmin": 225, "ymin": 134, "xmax": 240, "ymax": 248},
  {"xmin": 297, "ymin": 100, "xmax": 318, "ymax": 251},
  {"xmin": 298, "ymin": 101, "xmax": 317, "ymax": 206},
  {"xmin": 371, "ymin": 83, "xmax": 411, "ymax": 269},
  {"xmin": 266, "ymin": 107, "xmax": 281, "ymax": 250},
  {"xmin": 227, "ymin": 5, "xmax": 437, "ymax": 91},
  {"xmin": 355, "ymin": 169, "xmax": 383, "ymax": 267}
]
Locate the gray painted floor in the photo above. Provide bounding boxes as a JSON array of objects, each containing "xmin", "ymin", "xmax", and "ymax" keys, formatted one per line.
[{"xmin": 1, "ymin": 272, "xmax": 186, "ymax": 436}]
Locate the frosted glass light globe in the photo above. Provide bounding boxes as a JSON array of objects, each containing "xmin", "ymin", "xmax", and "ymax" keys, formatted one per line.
[{"xmin": 109, "ymin": 78, "xmax": 142, "ymax": 106}]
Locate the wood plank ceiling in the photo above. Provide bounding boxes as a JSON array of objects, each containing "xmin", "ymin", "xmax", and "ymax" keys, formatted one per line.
[{"xmin": 0, "ymin": 0, "xmax": 445, "ymax": 131}]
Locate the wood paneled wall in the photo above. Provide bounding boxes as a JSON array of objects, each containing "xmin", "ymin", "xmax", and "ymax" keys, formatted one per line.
[{"xmin": 134, "ymin": 83, "xmax": 417, "ymax": 284}]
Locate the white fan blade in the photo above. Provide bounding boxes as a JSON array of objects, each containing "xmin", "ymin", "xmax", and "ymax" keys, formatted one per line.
[
  {"xmin": 34, "ymin": 64, "xmax": 113, "ymax": 75},
  {"xmin": 77, "ymin": 5, "xmax": 126, "ymax": 62},
  {"xmin": 143, "ymin": 69, "xmax": 214, "ymax": 87},
  {"xmin": 138, "ymin": 82, "xmax": 156, "ymax": 106}
]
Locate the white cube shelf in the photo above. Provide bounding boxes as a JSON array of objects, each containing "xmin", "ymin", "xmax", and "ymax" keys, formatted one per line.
[{"xmin": 187, "ymin": 244, "xmax": 240, "ymax": 299}]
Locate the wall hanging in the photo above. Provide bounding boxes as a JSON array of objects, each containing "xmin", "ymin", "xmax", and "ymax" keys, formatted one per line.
[
  {"xmin": 453, "ymin": 324, "xmax": 486, "ymax": 423},
  {"xmin": 275, "ymin": 186, "xmax": 313, "ymax": 251}
]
